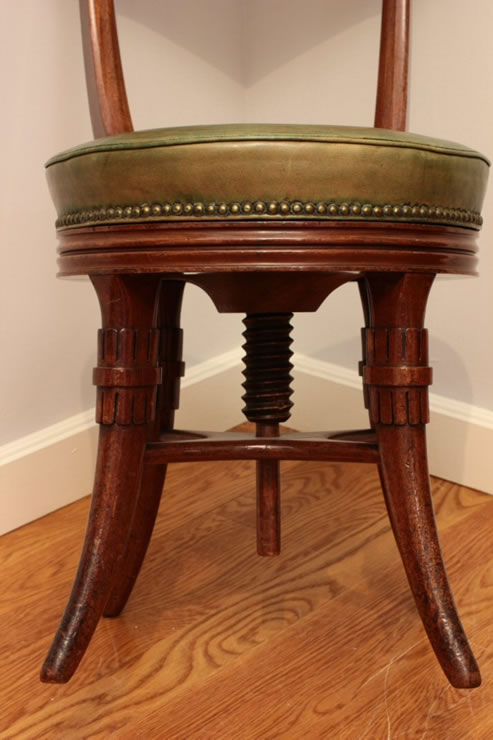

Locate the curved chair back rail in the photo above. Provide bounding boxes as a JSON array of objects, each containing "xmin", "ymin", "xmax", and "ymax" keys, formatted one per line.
[
  {"xmin": 79, "ymin": 0, "xmax": 133, "ymax": 137},
  {"xmin": 375, "ymin": 0, "xmax": 409, "ymax": 129},
  {"xmin": 80, "ymin": 0, "xmax": 409, "ymax": 137}
]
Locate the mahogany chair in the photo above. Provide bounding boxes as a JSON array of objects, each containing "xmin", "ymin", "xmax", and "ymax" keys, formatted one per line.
[{"xmin": 41, "ymin": 0, "xmax": 489, "ymax": 687}]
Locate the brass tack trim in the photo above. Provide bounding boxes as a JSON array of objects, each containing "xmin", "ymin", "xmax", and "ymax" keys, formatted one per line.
[{"xmin": 56, "ymin": 200, "xmax": 483, "ymax": 229}]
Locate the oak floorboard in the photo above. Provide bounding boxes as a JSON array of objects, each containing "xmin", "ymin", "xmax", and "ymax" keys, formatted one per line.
[
  {"xmin": 1, "ymin": 436, "xmax": 492, "ymax": 738},
  {"xmin": 124, "ymin": 499, "xmax": 493, "ymax": 740}
]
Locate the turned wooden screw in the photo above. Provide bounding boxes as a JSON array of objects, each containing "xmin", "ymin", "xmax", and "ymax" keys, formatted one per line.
[{"xmin": 241, "ymin": 313, "xmax": 294, "ymax": 556}]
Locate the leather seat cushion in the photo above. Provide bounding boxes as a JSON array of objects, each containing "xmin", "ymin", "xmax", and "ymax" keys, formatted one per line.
[{"xmin": 46, "ymin": 124, "xmax": 489, "ymax": 230}]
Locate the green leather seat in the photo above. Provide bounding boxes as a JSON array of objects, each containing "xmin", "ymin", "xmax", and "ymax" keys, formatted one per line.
[{"xmin": 47, "ymin": 123, "xmax": 489, "ymax": 230}]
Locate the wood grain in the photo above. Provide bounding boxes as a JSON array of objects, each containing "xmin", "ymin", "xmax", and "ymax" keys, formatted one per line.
[
  {"xmin": 79, "ymin": 0, "xmax": 133, "ymax": 137},
  {"xmin": 55, "ymin": 221, "xmax": 480, "ymax": 278},
  {"xmin": 375, "ymin": 0, "xmax": 410, "ymax": 130},
  {"xmin": 1, "ymin": 439, "xmax": 493, "ymax": 738}
]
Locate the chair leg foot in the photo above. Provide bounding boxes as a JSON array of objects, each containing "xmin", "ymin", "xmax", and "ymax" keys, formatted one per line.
[
  {"xmin": 378, "ymin": 424, "xmax": 481, "ymax": 688},
  {"xmin": 103, "ymin": 464, "xmax": 167, "ymax": 617},
  {"xmin": 40, "ymin": 425, "xmax": 147, "ymax": 683}
]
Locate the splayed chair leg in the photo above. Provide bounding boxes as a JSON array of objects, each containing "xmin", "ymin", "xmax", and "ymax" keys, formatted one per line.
[
  {"xmin": 361, "ymin": 272, "xmax": 480, "ymax": 688},
  {"xmin": 41, "ymin": 275, "xmax": 162, "ymax": 683},
  {"xmin": 104, "ymin": 281, "xmax": 185, "ymax": 617}
]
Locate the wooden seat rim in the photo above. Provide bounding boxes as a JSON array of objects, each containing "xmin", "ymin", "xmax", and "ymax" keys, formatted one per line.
[{"xmin": 56, "ymin": 220, "xmax": 479, "ymax": 276}]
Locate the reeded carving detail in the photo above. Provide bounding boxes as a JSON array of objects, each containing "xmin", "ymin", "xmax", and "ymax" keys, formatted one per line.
[
  {"xmin": 94, "ymin": 328, "xmax": 162, "ymax": 425},
  {"xmin": 362, "ymin": 327, "xmax": 432, "ymax": 426},
  {"xmin": 242, "ymin": 314, "xmax": 294, "ymax": 424},
  {"xmin": 364, "ymin": 327, "xmax": 429, "ymax": 366},
  {"xmin": 56, "ymin": 200, "xmax": 483, "ymax": 229},
  {"xmin": 367, "ymin": 386, "xmax": 429, "ymax": 425},
  {"xmin": 159, "ymin": 327, "xmax": 186, "ymax": 412},
  {"xmin": 97, "ymin": 327, "xmax": 160, "ymax": 367}
]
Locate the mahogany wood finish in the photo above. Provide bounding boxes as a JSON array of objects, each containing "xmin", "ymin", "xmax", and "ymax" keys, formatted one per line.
[
  {"xmin": 144, "ymin": 430, "xmax": 380, "ymax": 464},
  {"xmin": 41, "ymin": 275, "xmax": 163, "ymax": 682},
  {"xmin": 362, "ymin": 273, "xmax": 480, "ymax": 687},
  {"xmin": 255, "ymin": 427, "xmax": 282, "ymax": 556},
  {"xmin": 242, "ymin": 313, "xmax": 294, "ymax": 555},
  {"xmin": 104, "ymin": 281, "xmax": 185, "ymax": 617},
  {"xmin": 79, "ymin": 0, "xmax": 132, "ymax": 137},
  {"xmin": 185, "ymin": 272, "xmax": 357, "ymax": 313},
  {"xmin": 56, "ymin": 221, "xmax": 479, "ymax": 277},
  {"xmin": 42, "ymin": 0, "xmax": 482, "ymax": 688},
  {"xmin": 375, "ymin": 0, "xmax": 410, "ymax": 129}
]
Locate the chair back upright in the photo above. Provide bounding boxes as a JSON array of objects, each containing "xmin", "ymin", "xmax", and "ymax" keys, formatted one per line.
[
  {"xmin": 375, "ymin": 0, "xmax": 409, "ymax": 129},
  {"xmin": 80, "ymin": 0, "xmax": 133, "ymax": 137}
]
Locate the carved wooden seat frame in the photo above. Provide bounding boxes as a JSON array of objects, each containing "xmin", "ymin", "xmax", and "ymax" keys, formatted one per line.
[{"xmin": 41, "ymin": 0, "xmax": 482, "ymax": 688}]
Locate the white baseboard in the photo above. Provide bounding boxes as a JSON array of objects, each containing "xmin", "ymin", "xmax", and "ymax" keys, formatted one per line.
[
  {"xmin": 0, "ymin": 349, "xmax": 242, "ymax": 536},
  {"xmin": 291, "ymin": 354, "xmax": 493, "ymax": 497},
  {"xmin": 2, "ymin": 350, "xmax": 492, "ymax": 535}
]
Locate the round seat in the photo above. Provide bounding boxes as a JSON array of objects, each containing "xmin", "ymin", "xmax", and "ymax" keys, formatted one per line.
[{"xmin": 47, "ymin": 124, "xmax": 489, "ymax": 231}]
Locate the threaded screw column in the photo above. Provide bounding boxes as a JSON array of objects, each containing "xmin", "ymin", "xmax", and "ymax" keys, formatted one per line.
[{"xmin": 241, "ymin": 313, "xmax": 294, "ymax": 555}]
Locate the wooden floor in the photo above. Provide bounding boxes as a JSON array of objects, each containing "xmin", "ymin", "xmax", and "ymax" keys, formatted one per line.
[{"xmin": 2, "ymin": 433, "xmax": 493, "ymax": 739}]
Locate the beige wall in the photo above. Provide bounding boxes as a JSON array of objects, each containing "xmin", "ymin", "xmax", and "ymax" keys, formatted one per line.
[
  {"xmin": 0, "ymin": 0, "xmax": 244, "ymax": 445},
  {"xmin": 1, "ymin": 0, "xmax": 492, "ymax": 447}
]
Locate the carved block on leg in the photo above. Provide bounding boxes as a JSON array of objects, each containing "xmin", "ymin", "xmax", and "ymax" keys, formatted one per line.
[
  {"xmin": 363, "ymin": 327, "xmax": 431, "ymax": 426},
  {"xmin": 94, "ymin": 328, "xmax": 162, "ymax": 425}
]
